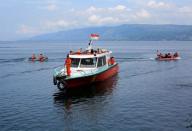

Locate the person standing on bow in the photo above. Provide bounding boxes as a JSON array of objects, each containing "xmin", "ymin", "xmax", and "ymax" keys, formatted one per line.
[{"xmin": 65, "ymin": 54, "xmax": 71, "ymax": 76}]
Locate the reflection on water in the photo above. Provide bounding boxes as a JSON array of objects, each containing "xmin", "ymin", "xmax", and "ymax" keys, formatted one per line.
[
  {"xmin": 186, "ymin": 114, "xmax": 192, "ymax": 128},
  {"xmin": 53, "ymin": 75, "xmax": 119, "ymax": 110}
]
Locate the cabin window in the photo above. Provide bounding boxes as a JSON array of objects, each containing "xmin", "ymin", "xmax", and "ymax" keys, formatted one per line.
[
  {"xmin": 71, "ymin": 58, "xmax": 80, "ymax": 67},
  {"xmin": 97, "ymin": 56, "xmax": 106, "ymax": 67},
  {"xmin": 80, "ymin": 58, "xmax": 97, "ymax": 68}
]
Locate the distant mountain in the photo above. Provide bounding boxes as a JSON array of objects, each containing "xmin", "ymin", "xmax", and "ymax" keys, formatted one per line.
[{"xmin": 30, "ymin": 24, "xmax": 192, "ymax": 41}]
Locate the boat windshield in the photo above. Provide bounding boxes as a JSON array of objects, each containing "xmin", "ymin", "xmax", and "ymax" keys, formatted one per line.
[
  {"xmin": 97, "ymin": 56, "xmax": 106, "ymax": 67},
  {"xmin": 80, "ymin": 58, "xmax": 97, "ymax": 68},
  {"xmin": 71, "ymin": 58, "xmax": 80, "ymax": 67}
]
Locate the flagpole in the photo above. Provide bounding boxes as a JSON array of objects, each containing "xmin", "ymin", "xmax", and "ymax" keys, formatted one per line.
[
  {"xmin": 88, "ymin": 39, "xmax": 93, "ymax": 46},
  {"xmin": 88, "ymin": 34, "xmax": 99, "ymax": 50}
]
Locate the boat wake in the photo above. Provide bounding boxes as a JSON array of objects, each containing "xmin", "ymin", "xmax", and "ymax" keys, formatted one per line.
[
  {"xmin": 116, "ymin": 57, "xmax": 154, "ymax": 62},
  {"xmin": 0, "ymin": 56, "xmax": 185, "ymax": 65},
  {"xmin": 0, "ymin": 65, "xmax": 62, "ymax": 79},
  {"xmin": 121, "ymin": 65, "xmax": 177, "ymax": 78},
  {"xmin": 0, "ymin": 58, "xmax": 26, "ymax": 64},
  {"xmin": 176, "ymin": 83, "xmax": 192, "ymax": 88},
  {"xmin": 116, "ymin": 57, "xmax": 187, "ymax": 63},
  {"xmin": 185, "ymin": 114, "xmax": 192, "ymax": 129}
]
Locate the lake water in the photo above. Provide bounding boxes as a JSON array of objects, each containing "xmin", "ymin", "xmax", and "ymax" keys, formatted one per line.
[{"xmin": 0, "ymin": 41, "xmax": 192, "ymax": 131}]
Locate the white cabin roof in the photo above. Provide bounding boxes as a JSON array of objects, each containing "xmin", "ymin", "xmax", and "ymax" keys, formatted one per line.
[{"xmin": 69, "ymin": 50, "xmax": 112, "ymax": 58}]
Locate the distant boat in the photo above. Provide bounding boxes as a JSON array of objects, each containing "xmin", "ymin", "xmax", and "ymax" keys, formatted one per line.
[
  {"xmin": 155, "ymin": 56, "xmax": 180, "ymax": 61},
  {"xmin": 28, "ymin": 55, "xmax": 48, "ymax": 62},
  {"xmin": 156, "ymin": 51, "xmax": 180, "ymax": 61},
  {"xmin": 53, "ymin": 34, "xmax": 119, "ymax": 90}
]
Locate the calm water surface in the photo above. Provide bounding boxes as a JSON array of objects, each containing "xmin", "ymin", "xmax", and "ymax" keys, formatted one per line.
[{"xmin": 0, "ymin": 41, "xmax": 192, "ymax": 131}]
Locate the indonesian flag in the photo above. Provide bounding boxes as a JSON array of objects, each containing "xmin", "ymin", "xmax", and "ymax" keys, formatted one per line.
[{"xmin": 90, "ymin": 34, "xmax": 99, "ymax": 40}]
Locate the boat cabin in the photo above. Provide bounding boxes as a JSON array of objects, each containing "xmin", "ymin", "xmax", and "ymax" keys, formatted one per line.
[{"xmin": 69, "ymin": 49, "xmax": 113, "ymax": 69}]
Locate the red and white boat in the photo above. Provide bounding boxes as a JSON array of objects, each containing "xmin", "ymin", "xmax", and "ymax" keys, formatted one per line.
[
  {"xmin": 53, "ymin": 34, "xmax": 119, "ymax": 90},
  {"xmin": 155, "ymin": 56, "xmax": 180, "ymax": 61},
  {"xmin": 155, "ymin": 51, "xmax": 180, "ymax": 61}
]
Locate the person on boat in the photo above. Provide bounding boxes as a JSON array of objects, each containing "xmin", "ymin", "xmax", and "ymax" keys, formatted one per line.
[
  {"xmin": 97, "ymin": 48, "xmax": 101, "ymax": 54},
  {"xmin": 65, "ymin": 54, "xmax": 71, "ymax": 76},
  {"xmin": 111, "ymin": 57, "xmax": 115, "ymax": 65},
  {"xmin": 69, "ymin": 50, "xmax": 73, "ymax": 55},
  {"xmin": 157, "ymin": 50, "xmax": 160, "ymax": 57},
  {"xmin": 164, "ymin": 53, "xmax": 168, "ymax": 58},
  {"xmin": 31, "ymin": 54, "xmax": 36, "ymax": 59},
  {"xmin": 174, "ymin": 52, "xmax": 179, "ymax": 57},
  {"xmin": 91, "ymin": 49, "xmax": 94, "ymax": 54},
  {"xmin": 76, "ymin": 48, "xmax": 82, "ymax": 54},
  {"xmin": 157, "ymin": 50, "xmax": 164, "ymax": 58},
  {"xmin": 108, "ymin": 57, "xmax": 115, "ymax": 65},
  {"xmin": 38, "ymin": 54, "xmax": 44, "ymax": 61},
  {"xmin": 157, "ymin": 52, "xmax": 162, "ymax": 58},
  {"xmin": 167, "ymin": 53, "xmax": 172, "ymax": 58},
  {"xmin": 159, "ymin": 53, "xmax": 163, "ymax": 58}
]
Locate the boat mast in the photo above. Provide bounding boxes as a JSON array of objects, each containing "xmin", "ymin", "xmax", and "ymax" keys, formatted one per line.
[{"xmin": 87, "ymin": 40, "xmax": 93, "ymax": 51}]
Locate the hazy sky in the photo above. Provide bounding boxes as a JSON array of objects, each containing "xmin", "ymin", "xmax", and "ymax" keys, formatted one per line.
[{"xmin": 1, "ymin": 0, "xmax": 192, "ymax": 40}]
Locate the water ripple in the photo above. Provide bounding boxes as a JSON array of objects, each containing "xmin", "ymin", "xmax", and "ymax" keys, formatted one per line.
[
  {"xmin": 0, "ymin": 58, "xmax": 26, "ymax": 64},
  {"xmin": 0, "ymin": 65, "xmax": 61, "ymax": 79}
]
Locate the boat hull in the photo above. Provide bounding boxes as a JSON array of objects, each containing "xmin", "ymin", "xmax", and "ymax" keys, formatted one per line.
[
  {"xmin": 57, "ymin": 64, "xmax": 119, "ymax": 89},
  {"xmin": 155, "ymin": 57, "xmax": 180, "ymax": 61},
  {"xmin": 28, "ymin": 57, "xmax": 48, "ymax": 62}
]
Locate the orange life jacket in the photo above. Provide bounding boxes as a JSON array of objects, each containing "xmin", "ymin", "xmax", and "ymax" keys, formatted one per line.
[
  {"xmin": 111, "ymin": 58, "xmax": 115, "ymax": 65},
  {"xmin": 65, "ymin": 58, "xmax": 71, "ymax": 66},
  {"xmin": 65, "ymin": 58, "xmax": 71, "ymax": 76},
  {"xmin": 31, "ymin": 55, "xmax": 36, "ymax": 59}
]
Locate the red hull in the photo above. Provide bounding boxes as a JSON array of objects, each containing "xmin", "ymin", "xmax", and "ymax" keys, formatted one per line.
[
  {"xmin": 64, "ymin": 64, "xmax": 119, "ymax": 88},
  {"xmin": 156, "ymin": 57, "xmax": 180, "ymax": 61}
]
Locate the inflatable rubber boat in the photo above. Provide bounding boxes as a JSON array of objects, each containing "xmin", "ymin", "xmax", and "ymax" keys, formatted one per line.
[
  {"xmin": 155, "ymin": 56, "xmax": 180, "ymax": 61},
  {"xmin": 28, "ymin": 57, "xmax": 48, "ymax": 62}
]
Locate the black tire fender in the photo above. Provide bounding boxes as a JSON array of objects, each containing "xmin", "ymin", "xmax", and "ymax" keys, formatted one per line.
[
  {"xmin": 57, "ymin": 80, "xmax": 67, "ymax": 90},
  {"xmin": 53, "ymin": 77, "xmax": 57, "ymax": 85}
]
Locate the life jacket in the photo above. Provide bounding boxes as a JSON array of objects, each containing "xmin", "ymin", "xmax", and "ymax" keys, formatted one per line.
[
  {"xmin": 174, "ymin": 53, "xmax": 179, "ymax": 57},
  {"xmin": 65, "ymin": 58, "xmax": 71, "ymax": 76},
  {"xmin": 65, "ymin": 58, "xmax": 71, "ymax": 66},
  {"xmin": 31, "ymin": 55, "xmax": 36, "ymax": 59},
  {"xmin": 39, "ymin": 55, "xmax": 44, "ymax": 61},
  {"xmin": 111, "ymin": 58, "xmax": 115, "ymax": 65},
  {"xmin": 108, "ymin": 57, "xmax": 115, "ymax": 65}
]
